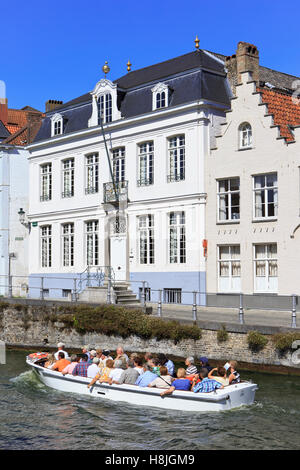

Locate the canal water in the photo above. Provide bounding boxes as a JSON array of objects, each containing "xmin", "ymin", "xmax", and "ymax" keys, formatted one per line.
[{"xmin": 1, "ymin": 350, "xmax": 300, "ymax": 450}]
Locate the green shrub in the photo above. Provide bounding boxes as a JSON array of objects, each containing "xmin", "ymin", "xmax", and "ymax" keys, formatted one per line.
[
  {"xmin": 56, "ymin": 304, "xmax": 202, "ymax": 344},
  {"xmin": 272, "ymin": 332, "xmax": 300, "ymax": 353},
  {"xmin": 247, "ymin": 330, "xmax": 268, "ymax": 352},
  {"xmin": 217, "ymin": 325, "xmax": 228, "ymax": 343}
]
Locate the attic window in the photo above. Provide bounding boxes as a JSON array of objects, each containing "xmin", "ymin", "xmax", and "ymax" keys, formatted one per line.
[
  {"xmin": 97, "ymin": 93, "xmax": 112, "ymax": 124},
  {"xmin": 51, "ymin": 113, "xmax": 63, "ymax": 137},
  {"xmin": 239, "ymin": 122, "xmax": 252, "ymax": 149},
  {"xmin": 152, "ymin": 83, "xmax": 169, "ymax": 111}
]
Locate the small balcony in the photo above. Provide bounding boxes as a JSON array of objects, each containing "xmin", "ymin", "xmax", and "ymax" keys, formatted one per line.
[{"xmin": 103, "ymin": 180, "xmax": 128, "ymax": 205}]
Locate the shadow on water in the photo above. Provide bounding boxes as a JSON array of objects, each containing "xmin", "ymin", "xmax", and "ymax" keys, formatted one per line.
[{"xmin": 1, "ymin": 350, "xmax": 300, "ymax": 450}]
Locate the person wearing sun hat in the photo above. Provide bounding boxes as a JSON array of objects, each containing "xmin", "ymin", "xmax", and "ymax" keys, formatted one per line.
[{"xmin": 54, "ymin": 342, "xmax": 70, "ymax": 361}]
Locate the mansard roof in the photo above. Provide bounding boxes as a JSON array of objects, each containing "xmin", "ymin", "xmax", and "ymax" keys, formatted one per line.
[
  {"xmin": 0, "ymin": 120, "xmax": 11, "ymax": 140},
  {"xmin": 33, "ymin": 50, "xmax": 231, "ymax": 143}
]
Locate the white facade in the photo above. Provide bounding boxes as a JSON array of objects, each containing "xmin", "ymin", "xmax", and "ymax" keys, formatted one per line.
[
  {"xmin": 0, "ymin": 145, "xmax": 29, "ymax": 296},
  {"xmin": 27, "ymin": 77, "xmax": 228, "ymax": 302},
  {"xmin": 206, "ymin": 71, "xmax": 300, "ymax": 297}
]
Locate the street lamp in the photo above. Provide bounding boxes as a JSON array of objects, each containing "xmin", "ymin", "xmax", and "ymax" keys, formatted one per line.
[{"xmin": 18, "ymin": 208, "xmax": 31, "ymax": 231}]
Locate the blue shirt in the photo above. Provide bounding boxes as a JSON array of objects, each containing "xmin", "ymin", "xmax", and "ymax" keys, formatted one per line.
[
  {"xmin": 165, "ymin": 360, "xmax": 175, "ymax": 376},
  {"xmin": 135, "ymin": 371, "xmax": 158, "ymax": 387},
  {"xmin": 172, "ymin": 379, "xmax": 191, "ymax": 391},
  {"xmin": 193, "ymin": 377, "xmax": 223, "ymax": 393}
]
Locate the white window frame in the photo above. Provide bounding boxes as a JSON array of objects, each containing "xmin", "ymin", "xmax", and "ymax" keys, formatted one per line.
[
  {"xmin": 85, "ymin": 220, "xmax": 99, "ymax": 266},
  {"xmin": 151, "ymin": 82, "xmax": 169, "ymax": 110},
  {"xmin": 85, "ymin": 153, "xmax": 99, "ymax": 194},
  {"xmin": 253, "ymin": 173, "xmax": 278, "ymax": 220},
  {"xmin": 40, "ymin": 163, "xmax": 52, "ymax": 202},
  {"xmin": 169, "ymin": 211, "xmax": 186, "ymax": 264},
  {"xmin": 89, "ymin": 79, "xmax": 121, "ymax": 127},
  {"xmin": 239, "ymin": 122, "xmax": 252, "ymax": 149},
  {"xmin": 218, "ymin": 245, "xmax": 241, "ymax": 293},
  {"xmin": 62, "ymin": 223, "xmax": 74, "ymax": 267},
  {"xmin": 41, "ymin": 225, "xmax": 52, "ymax": 268},
  {"xmin": 97, "ymin": 93, "xmax": 112, "ymax": 124},
  {"xmin": 62, "ymin": 158, "xmax": 75, "ymax": 198},
  {"xmin": 253, "ymin": 243, "xmax": 278, "ymax": 293},
  {"xmin": 217, "ymin": 178, "xmax": 240, "ymax": 222},
  {"xmin": 51, "ymin": 113, "xmax": 63, "ymax": 137},
  {"xmin": 138, "ymin": 215, "xmax": 155, "ymax": 265},
  {"xmin": 137, "ymin": 142, "xmax": 154, "ymax": 186},
  {"xmin": 112, "ymin": 147, "xmax": 125, "ymax": 183},
  {"xmin": 167, "ymin": 135, "xmax": 185, "ymax": 183}
]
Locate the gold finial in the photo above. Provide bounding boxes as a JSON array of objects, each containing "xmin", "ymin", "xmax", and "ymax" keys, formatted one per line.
[
  {"xmin": 127, "ymin": 60, "xmax": 132, "ymax": 72},
  {"xmin": 195, "ymin": 35, "xmax": 200, "ymax": 50},
  {"xmin": 102, "ymin": 60, "xmax": 110, "ymax": 77}
]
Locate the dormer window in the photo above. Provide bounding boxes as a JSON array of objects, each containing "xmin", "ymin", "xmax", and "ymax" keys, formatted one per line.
[
  {"xmin": 97, "ymin": 93, "xmax": 112, "ymax": 124},
  {"xmin": 89, "ymin": 79, "xmax": 120, "ymax": 127},
  {"xmin": 51, "ymin": 113, "xmax": 63, "ymax": 137},
  {"xmin": 239, "ymin": 122, "xmax": 252, "ymax": 149},
  {"xmin": 152, "ymin": 83, "xmax": 169, "ymax": 111}
]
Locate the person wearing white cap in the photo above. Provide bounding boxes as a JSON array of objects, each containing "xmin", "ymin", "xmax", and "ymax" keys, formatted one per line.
[
  {"xmin": 87, "ymin": 357, "xmax": 101, "ymax": 378},
  {"xmin": 54, "ymin": 342, "xmax": 70, "ymax": 361}
]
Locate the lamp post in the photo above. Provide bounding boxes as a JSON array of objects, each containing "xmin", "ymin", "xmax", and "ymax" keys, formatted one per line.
[{"xmin": 18, "ymin": 208, "xmax": 31, "ymax": 231}]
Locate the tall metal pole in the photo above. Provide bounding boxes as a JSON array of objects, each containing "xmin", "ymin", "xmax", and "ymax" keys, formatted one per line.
[
  {"xmin": 291, "ymin": 294, "xmax": 297, "ymax": 328},
  {"xmin": 239, "ymin": 293, "xmax": 244, "ymax": 325},
  {"xmin": 98, "ymin": 104, "xmax": 118, "ymax": 202}
]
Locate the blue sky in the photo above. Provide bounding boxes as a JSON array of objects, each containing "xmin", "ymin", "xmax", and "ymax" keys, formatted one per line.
[{"xmin": 2, "ymin": 0, "xmax": 300, "ymax": 111}]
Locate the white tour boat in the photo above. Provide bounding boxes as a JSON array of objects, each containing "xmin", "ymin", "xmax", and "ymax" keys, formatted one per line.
[{"xmin": 26, "ymin": 355, "xmax": 258, "ymax": 412}]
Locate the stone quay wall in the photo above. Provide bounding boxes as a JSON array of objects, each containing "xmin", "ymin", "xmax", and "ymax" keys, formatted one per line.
[{"xmin": 0, "ymin": 303, "xmax": 299, "ymax": 371}]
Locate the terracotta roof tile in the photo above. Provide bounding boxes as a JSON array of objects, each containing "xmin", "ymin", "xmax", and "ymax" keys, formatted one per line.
[{"xmin": 257, "ymin": 87, "xmax": 300, "ymax": 142}]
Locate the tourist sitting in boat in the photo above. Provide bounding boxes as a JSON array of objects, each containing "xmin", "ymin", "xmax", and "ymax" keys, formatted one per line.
[
  {"xmin": 87, "ymin": 357, "xmax": 101, "ymax": 379},
  {"xmin": 87, "ymin": 359, "xmax": 115, "ymax": 388},
  {"xmin": 227, "ymin": 360, "xmax": 241, "ymax": 384},
  {"xmin": 100, "ymin": 350, "xmax": 113, "ymax": 366},
  {"xmin": 192, "ymin": 368, "xmax": 224, "ymax": 393},
  {"xmin": 81, "ymin": 345, "xmax": 91, "ymax": 361},
  {"xmin": 44, "ymin": 353, "xmax": 56, "ymax": 369},
  {"xmin": 61, "ymin": 355, "xmax": 80, "ymax": 375},
  {"xmin": 198, "ymin": 357, "xmax": 212, "ymax": 372},
  {"xmin": 54, "ymin": 342, "xmax": 70, "ymax": 361},
  {"xmin": 88, "ymin": 350, "xmax": 97, "ymax": 364},
  {"xmin": 160, "ymin": 368, "xmax": 191, "ymax": 396},
  {"xmin": 157, "ymin": 353, "xmax": 175, "ymax": 376},
  {"xmin": 112, "ymin": 360, "xmax": 140, "ymax": 385},
  {"xmin": 115, "ymin": 346, "xmax": 129, "ymax": 370},
  {"xmin": 149, "ymin": 357, "xmax": 161, "ymax": 376},
  {"xmin": 107, "ymin": 359, "xmax": 124, "ymax": 384},
  {"xmin": 185, "ymin": 356, "xmax": 198, "ymax": 375},
  {"xmin": 52, "ymin": 352, "xmax": 71, "ymax": 373},
  {"xmin": 144, "ymin": 352, "xmax": 153, "ymax": 364},
  {"xmin": 148, "ymin": 366, "xmax": 173, "ymax": 389},
  {"xmin": 72, "ymin": 354, "xmax": 89, "ymax": 377},
  {"xmin": 133, "ymin": 356, "xmax": 144, "ymax": 375},
  {"xmin": 135, "ymin": 364, "xmax": 158, "ymax": 387},
  {"xmin": 208, "ymin": 366, "xmax": 229, "ymax": 386}
]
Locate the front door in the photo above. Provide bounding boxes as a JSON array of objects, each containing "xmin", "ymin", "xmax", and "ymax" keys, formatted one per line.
[{"xmin": 109, "ymin": 215, "xmax": 127, "ymax": 281}]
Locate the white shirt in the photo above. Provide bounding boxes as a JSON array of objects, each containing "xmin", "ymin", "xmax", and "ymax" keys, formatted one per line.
[
  {"xmin": 134, "ymin": 367, "xmax": 144, "ymax": 375},
  {"xmin": 109, "ymin": 368, "xmax": 124, "ymax": 382},
  {"xmin": 87, "ymin": 363, "xmax": 100, "ymax": 379},
  {"xmin": 54, "ymin": 350, "xmax": 70, "ymax": 361}
]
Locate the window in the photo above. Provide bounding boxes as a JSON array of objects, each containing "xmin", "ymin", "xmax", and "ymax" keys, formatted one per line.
[
  {"xmin": 137, "ymin": 142, "xmax": 154, "ymax": 186},
  {"xmin": 239, "ymin": 122, "xmax": 252, "ymax": 148},
  {"xmin": 62, "ymin": 158, "xmax": 74, "ymax": 198},
  {"xmin": 86, "ymin": 221, "xmax": 99, "ymax": 266},
  {"xmin": 139, "ymin": 287, "xmax": 151, "ymax": 301},
  {"xmin": 41, "ymin": 225, "xmax": 52, "ymax": 268},
  {"xmin": 112, "ymin": 148, "xmax": 125, "ymax": 183},
  {"xmin": 152, "ymin": 83, "xmax": 169, "ymax": 110},
  {"xmin": 163, "ymin": 288, "xmax": 182, "ymax": 304},
  {"xmin": 169, "ymin": 211, "xmax": 186, "ymax": 264},
  {"xmin": 51, "ymin": 114, "xmax": 63, "ymax": 137},
  {"xmin": 85, "ymin": 153, "xmax": 99, "ymax": 194},
  {"xmin": 138, "ymin": 215, "xmax": 155, "ymax": 264},
  {"xmin": 167, "ymin": 135, "xmax": 185, "ymax": 182},
  {"xmin": 62, "ymin": 289, "xmax": 72, "ymax": 298},
  {"xmin": 62, "ymin": 223, "xmax": 74, "ymax": 267},
  {"xmin": 218, "ymin": 245, "xmax": 241, "ymax": 292},
  {"xmin": 253, "ymin": 173, "xmax": 278, "ymax": 219},
  {"xmin": 40, "ymin": 163, "xmax": 52, "ymax": 202},
  {"xmin": 97, "ymin": 93, "xmax": 112, "ymax": 124},
  {"xmin": 217, "ymin": 178, "xmax": 240, "ymax": 221},
  {"xmin": 254, "ymin": 244, "xmax": 278, "ymax": 292}
]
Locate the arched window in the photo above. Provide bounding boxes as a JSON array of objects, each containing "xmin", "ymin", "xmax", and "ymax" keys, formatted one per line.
[
  {"xmin": 97, "ymin": 93, "xmax": 112, "ymax": 124},
  {"xmin": 156, "ymin": 91, "xmax": 166, "ymax": 109},
  {"xmin": 239, "ymin": 122, "xmax": 252, "ymax": 149},
  {"xmin": 152, "ymin": 83, "xmax": 169, "ymax": 110},
  {"xmin": 51, "ymin": 113, "xmax": 63, "ymax": 137}
]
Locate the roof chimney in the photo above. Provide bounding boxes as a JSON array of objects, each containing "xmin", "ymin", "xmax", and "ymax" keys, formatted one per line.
[
  {"xmin": 226, "ymin": 42, "xmax": 259, "ymax": 93},
  {"xmin": 0, "ymin": 98, "xmax": 8, "ymax": 126},
  {"xmin": 45, "ymin": 99, "xmax": 63, "ymax": 113}
]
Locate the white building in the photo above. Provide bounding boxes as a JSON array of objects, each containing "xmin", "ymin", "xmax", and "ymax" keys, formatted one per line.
[
  {"xmin": 206, "ymin": 42, "xmax": 300, "ymax": 306},
  {"xmin": 27, "ymin": 49, "xmax": 231, "ymax": 303}
]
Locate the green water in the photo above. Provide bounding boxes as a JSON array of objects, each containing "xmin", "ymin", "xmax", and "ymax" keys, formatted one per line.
[{"xmin": 1, "ymin": 350, "xmax": 300, "ymax": 450}]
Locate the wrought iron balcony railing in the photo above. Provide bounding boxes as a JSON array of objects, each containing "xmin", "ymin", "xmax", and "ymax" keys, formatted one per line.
[{"xmin": 103, "ymin": 180, "xmax": 128, "ymax": 204}]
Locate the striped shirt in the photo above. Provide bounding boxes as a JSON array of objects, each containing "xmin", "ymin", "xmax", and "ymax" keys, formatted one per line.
[
  {"xmin": 193, "ymin": 377, "xmax": 223, "ymax": 393},
  {"xmin": 72, "ymin": 361, "xmax": 89, "ymax": 377},
  {"xmin": 186, "ymin": 365, "xmax": 198, "ymax": 375}
]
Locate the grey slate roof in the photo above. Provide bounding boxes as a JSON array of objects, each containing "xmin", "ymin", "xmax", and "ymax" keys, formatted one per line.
[{"xmin": 0, "ymin": 120, "xmax": 10, "ymax": 140}]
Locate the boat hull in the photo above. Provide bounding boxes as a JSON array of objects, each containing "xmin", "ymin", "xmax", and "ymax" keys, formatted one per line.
[{"xmin": 27, "ymin": 359, "xmax": 258, "ymax": 412}]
